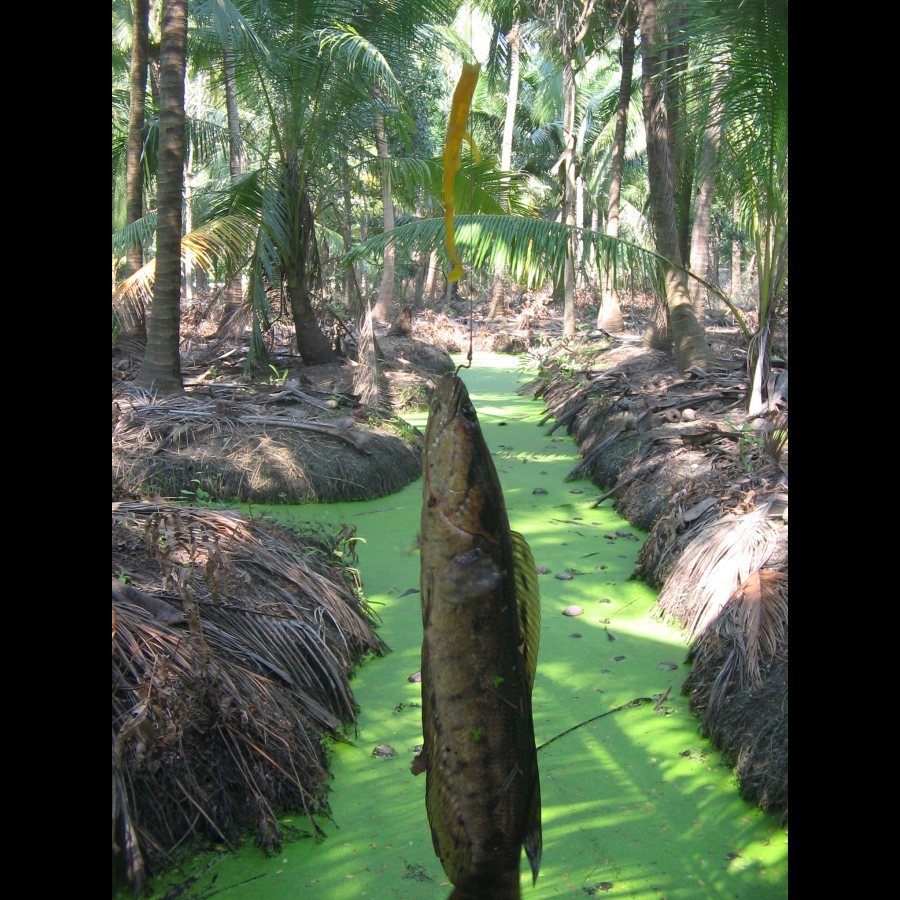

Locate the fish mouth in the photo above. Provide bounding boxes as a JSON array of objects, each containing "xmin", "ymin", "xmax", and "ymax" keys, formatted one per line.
[
  {"xmin": 431, "ymin": 374, "xmax": 466, "ymax": 432},
  {"xmin": 444, "ymin": 376, "xmax": 465, "ymax": 422}
]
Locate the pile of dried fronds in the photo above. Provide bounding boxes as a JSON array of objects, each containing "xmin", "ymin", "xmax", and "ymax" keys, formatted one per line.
[
  {"xmin": 533, "ymin": 339, "xmax": 788, "ymax": 820},
  {"xmin": 411, "ymin": 309, "xmax": 482, "ymax": 353},
  {"xmin": 682, "ymin": 570, "xmax": 788, "ymax": 818},
  {"xmin": 112, "ymin": 381, "xmax": 423, "ymax": 503},
  {"xmin": 410, "ymin": 308, "xmax": 539, "ymax": 356},
  {"xmin": 112, "ymin": 502, "xmax": 386, "ymax": 893}
]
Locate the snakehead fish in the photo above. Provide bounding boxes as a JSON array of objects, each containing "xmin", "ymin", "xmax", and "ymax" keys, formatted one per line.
[{"xmin": 414, "ymin": 373, "xmax": 542, "ymax": 898}]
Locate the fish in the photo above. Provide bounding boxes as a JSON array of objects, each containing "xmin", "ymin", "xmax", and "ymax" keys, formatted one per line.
[
  {"xmin": 443, "ymin": 62, "xmax": 481, "ymax": 282},
  {"xmin": 414, "ymin": 372, "xmax": 542, "ymax": 899}
]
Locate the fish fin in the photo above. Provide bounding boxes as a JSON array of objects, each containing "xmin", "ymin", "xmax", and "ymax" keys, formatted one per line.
[
  {"xmin": 523, "ymin": 772, "xmax": 542, "ymax": 885},
  {"xmin": 411, "ymin": 749, "xmax": 427, "ymax": 776},
  {"xmin": 510, "ymin": 531, "xmax": 541, "ymax": 691}
]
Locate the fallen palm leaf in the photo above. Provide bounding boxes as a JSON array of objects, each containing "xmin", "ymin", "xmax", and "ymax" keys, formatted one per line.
[
  {"xmin": 656, "ymin": 497, "xmax": 782, "ymax": 640},
  {"xmin": 694, "ymin": 569, "xmax": 788, "ymax": 719},
  {"xmin": 112, "ymin": 502, "xmax": 386, "ymax": 890},
  {"xmin": 112, "ymin": 382, "xmax": 422, "ymax": 503}
]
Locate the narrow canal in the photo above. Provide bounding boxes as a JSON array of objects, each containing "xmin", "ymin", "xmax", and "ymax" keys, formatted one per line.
[{"xmin": 156, "ymin": 353, "xmax": 787, "ymax": 899}]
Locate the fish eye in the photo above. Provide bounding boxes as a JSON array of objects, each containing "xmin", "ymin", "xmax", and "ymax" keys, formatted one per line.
[{"xmin": 461, "ymin": 401, "xmax": 476, "ymax": 421}]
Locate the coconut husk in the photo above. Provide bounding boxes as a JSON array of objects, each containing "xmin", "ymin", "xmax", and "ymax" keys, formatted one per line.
[
  {"xmin": 111, "ymin": 502, "xmax": 386, "ymax": 890},
  {"xmin": 111, "ymin": 381, "xmax": 422, "ymax": 503}
]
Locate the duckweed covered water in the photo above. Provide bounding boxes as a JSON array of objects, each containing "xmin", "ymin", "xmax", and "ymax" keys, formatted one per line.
[{"xmin": 148, "ymin": 352, "xmax": 787, "ymax": 898}]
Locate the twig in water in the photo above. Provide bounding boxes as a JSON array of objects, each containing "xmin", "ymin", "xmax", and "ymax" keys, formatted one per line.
[
  {"xmin": 611, "ymin": 598, "xmax": 638, "ymax": 616},
  {"xmin": 591, "ymin": 473, "xmax": 640, "ymax": 507},
  {"xmin": 205, "ymin": 874, "xmax": 267, "ymax": 897},
  {"xmin": 537, "ymin": 697, "xmax": 652, "ymax": 751}
]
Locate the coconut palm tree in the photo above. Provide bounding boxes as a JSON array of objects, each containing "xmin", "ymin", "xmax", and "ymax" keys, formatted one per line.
[
  {"xmin": 125, "ymin": 0, "xmax": 151, "ymax": 280},
  {"xmin": 473, "ymin": 0, "xmax": 536, "ymax": 317},
  {"xmin": 120, "ymin": 1, "xmax": 468, "ymax": 372},
  {"xmin": 637, "ymin": 0, "xmax": 713, "ymax": 370},
  {"xmin": 535, "ymin": 0, "xmax": 607, "ymax": 339},
  {"xmin": 674, "ymin": 0, "xmax": 787, "ymax": 406},
  {"xmin": 137, "ymin": 0, "xmax": 188, "ymax": 395},
  {"xmin": 715, "ymin": 0, "xmax": 787, "ymax": 413},
  {"xmin": 597, "ymin": 0, "xmax": 637, "ymax": 332}
]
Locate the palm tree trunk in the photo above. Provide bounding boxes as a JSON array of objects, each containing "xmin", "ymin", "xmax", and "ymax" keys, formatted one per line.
[
  {"xmin": 688, "ymin": 71, "xmax": 725, "ymax": 323},
  {"xmin": 412, "ymin": 196, "xmax": 428, "ymax": 307},
  {"xmin": 183, "ymin": 139, "xmax": 194, "ymax": 301},
  {"xmin": 285, "ymin": 174, "xmax": 337, "ymax": 365},
  {"xmin": 666, "ymin": 15, "xmax": 694, "ymax": 265},
  {"xmin": 575, "ymin": 170, "xmax": 584, "ymax": 288},
  {"xmin": 489, "ymin": 19, "xmax": 521, "ymax": 319},
  {"xmin": 561, "ymin": 55, "xmax": 577, "ymax": 339},
  {"xmin": 137, "ymin": 0, "xmax": 187, "ymax": 395},
  {"xmin": 425, "ymin": 249, "xmax": 440, "ymax": 305},
  {"xmin": 359, "ymin": 209, "xmax": 370, "ymax": 300},
  {"xmin": 731, "ymin": 195, "xmax": 742, "ymax": 302},
  {"xmin": 598, "ymin": 17, "xmax": 635, "ymax": 332},
  {"xmin": 219, "ymin": 39, "xmax": 247, "ymax": 331},
  {"xmin": 639, "ymin": 0, "xmax": 712, "ymax": 371},
  {"xmin": 711, "ymin": 231, "xmax": 719, "ymax": 289},
  {"xmin": 339, "ymin": 171, "xmax": 365, "ymax": 318},
  {"xmin": 125, "ymin": 0, "xmax": 149, "ymax": 279},
  {"xmin": 372, "ymin": 111, "xmax": 394, "ymax": 324},
  {"xmin": 587, "ymin": 205, "xmax": 600, "ymax": 284}
]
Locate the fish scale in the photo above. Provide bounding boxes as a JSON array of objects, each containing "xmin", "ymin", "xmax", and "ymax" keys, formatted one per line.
[{"xmin": 415, "ymin": 373, "xmax": 542, "ymax": 898}]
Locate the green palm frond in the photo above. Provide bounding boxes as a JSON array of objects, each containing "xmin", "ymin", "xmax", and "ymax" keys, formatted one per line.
[
  {"xmin": 317, "ymin": 24, "xmax": 405, "ymax": 108},
  {"xmin": 348, "ymin": 209, "xmax": 746, "ymax": 317},
  {"xmin": 346, "ymin": 213, "xmax": 648, "ymax": 290},
  {"xmin": 183, "ymin": 214, "xmax": 256, "ymax": 274},
  {"xmin": 113, "ymin": 215, "xmax": 256, "ymax": 311},
  {"xmin": 418, "ymin": 22, "xmax": 479, "ymax": 64},
  {"xmin": 355, "ymin": 153, "xmax": 532, "ymax": 220},
  {"xmin": 581, "ymin": 63, "xmax": 644, "ymax": 168},
  {"xmin": 192, "ymin": 0, "xmax": 270, "ymax": 62},
  {"xmin": 519, "ymin": 54, "xmax": 562, "ymax": 133},
  {"xmin": 679, "ymin": 0, "xmax": 787, "ymax": 322},
  {"xmin": 112, "ymin": 212, "xmax": 158, "ymax": 256}
]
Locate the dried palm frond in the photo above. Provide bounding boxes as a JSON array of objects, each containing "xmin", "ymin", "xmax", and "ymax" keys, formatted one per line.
[
  {"xmin": 353, "ymin": 302, "xmax": 388, "ymax": 409},
  {"xmin": 690, "ymin": 569, "xmax": 788, "ymax": 719},
  {"xmin": 111, "ymin": 382, "xmax": 422, "ymax": 503},
  {"xmin": 112, "ymin": 502, "xmax": 386, "ymax": 890},
  {"xmin": 764, "ymin": 409, "xmax": 788, "ymax": 462},
  {"xmin": 354, "ymin": 303, "xmax": 378, "ymax": 408},
  {"xmin": 656, "ymin": 497, "xmax": 782, "ymax": 639}
]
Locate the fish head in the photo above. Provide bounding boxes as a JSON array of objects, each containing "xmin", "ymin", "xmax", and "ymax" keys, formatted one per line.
[{"xmin": 423, "ymin": 374, "xmax": 507, "ymax": 545}]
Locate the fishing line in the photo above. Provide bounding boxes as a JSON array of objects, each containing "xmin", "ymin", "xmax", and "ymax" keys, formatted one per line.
[{"xmin": 455, "ymin": 296, "xmax": 474, "ymax": 374}]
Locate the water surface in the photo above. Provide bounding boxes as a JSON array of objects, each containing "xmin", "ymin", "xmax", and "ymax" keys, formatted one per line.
[{"xmin": 153, "ymin": 352, "xmax": 787, "ymax": 898}]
